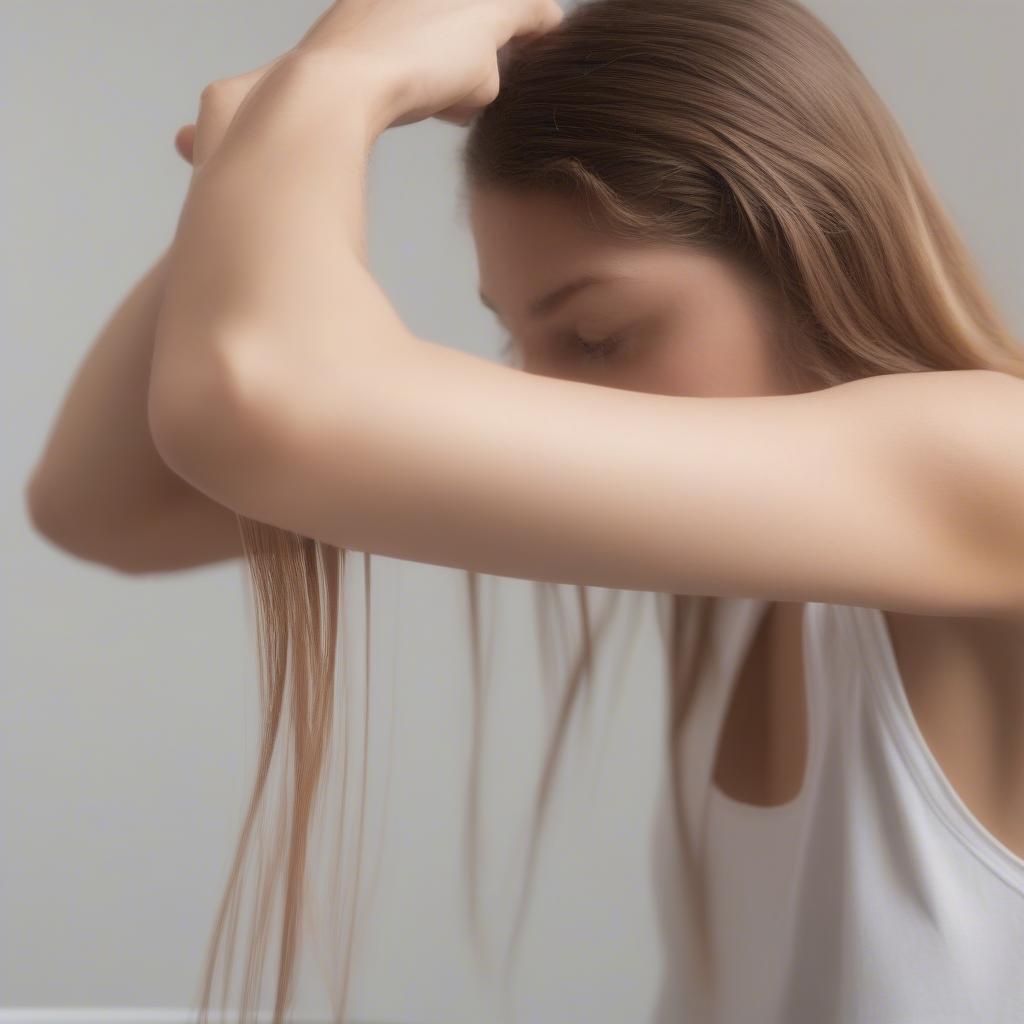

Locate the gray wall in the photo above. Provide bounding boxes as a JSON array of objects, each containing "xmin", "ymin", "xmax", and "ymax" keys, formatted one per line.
[{"xmin": 4, "ymin": 1, "xmax": 1021, "ymax": 1021}]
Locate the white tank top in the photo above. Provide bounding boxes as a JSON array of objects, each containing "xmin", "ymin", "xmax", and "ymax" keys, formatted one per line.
[{"xmin": 649, "ymin": 597, "xmax": 1024, "ymax": 1024}]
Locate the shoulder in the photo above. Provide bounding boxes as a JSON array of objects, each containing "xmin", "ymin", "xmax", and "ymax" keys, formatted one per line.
[
  {"xmin": 809, "ymin": 367, "xmax": 1024, "ymax": 617},
  {"xmin": 879, "ymin": 368, "xmax": 1024, "ymax": 615},
  {"xmin": 827, "ymin": 367, "xmax": 1023, "ymax": 452},
  {"xmin": 825, "ymin": 366, "xmax": 1022, "ymax": 406}
]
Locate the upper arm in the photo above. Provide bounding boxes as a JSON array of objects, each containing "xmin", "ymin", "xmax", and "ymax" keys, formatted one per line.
[{"xmin": 167, "ymin": 335, "xmax": 1024, "ymax": 616}]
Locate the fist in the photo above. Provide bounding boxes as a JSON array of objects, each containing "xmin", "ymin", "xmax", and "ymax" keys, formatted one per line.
[
  {"xmin": 295, "ymin": 0, "xmax": 565, "ymax": 130},
  {"xmin": 177, "ymin": 55, "xmax": 287, "ymax": 172}
]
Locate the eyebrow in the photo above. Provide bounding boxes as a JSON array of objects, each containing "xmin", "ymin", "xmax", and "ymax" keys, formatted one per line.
[{"xmin": 478, "ymin": 272, "xmax": 626, "ymax": 322}]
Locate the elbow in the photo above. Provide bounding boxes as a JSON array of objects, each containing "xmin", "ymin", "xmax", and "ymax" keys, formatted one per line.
[
  {"xmin": 147, "ymin": 335, "xmax": 266, "ymax": 511},
  {"xmin": 146, "ymin": 379, "xmax": 202, "ymax": 485},
  {"xmin": 25, "ymin": 470, "xmax": 140, "ymax": 575},
  {"xmin": 24, "ymin": 467, "xmax": 83, "ymax": 555},
  {"xmin": 147, "ymin": 340, "xmax": 226, "ymax": 478}
]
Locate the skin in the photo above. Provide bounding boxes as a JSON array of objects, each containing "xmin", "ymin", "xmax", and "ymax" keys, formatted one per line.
[
  {"xmin": 140, "ymin": 44, "xmax": 1024, "ymax": 862},
  {"xmin": 32, "ymin": 116, "xmax": 1023, "ymax": 860},
  {"xmin": 471, "ymin": 185, "xmax": 1024, "ymax": 859},
  {"xmin": 149, "ymin": 53, "xmax": 1023, "ymax": 618},
  {"xmin": 470, "ymin": 187, "xmax": 812, "ymax": 399}
]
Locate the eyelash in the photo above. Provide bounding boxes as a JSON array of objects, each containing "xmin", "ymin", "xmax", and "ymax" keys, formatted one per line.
[{"xmin": 500, "ymin": 331, "xmax": 623, "ymax": 362}]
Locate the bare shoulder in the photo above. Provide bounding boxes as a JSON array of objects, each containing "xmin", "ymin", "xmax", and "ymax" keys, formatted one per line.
[
  {"xmin": 827, "ymin": 367, "xmax": 1024, "ymax": 450},
  {"xmin": 828, "ymin": 365, "xmax": 1023, "ymax": 404},
  {"xmin": 851, "ymin": 368, "xmax": 1024, "ymax": 619}
]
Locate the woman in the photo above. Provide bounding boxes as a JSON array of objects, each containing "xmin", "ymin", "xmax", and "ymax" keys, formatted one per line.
[{"xmin": 26, "ymin": 0, "xmax": 1024, "ymax": 1021}]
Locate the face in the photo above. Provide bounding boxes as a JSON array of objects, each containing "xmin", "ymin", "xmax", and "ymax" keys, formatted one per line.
[{"xmin": 470, "ymin": 187, "xmax": 809, "ymax": 398}]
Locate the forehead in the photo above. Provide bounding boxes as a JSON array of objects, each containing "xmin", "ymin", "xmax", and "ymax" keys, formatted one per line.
[
  {"xmin": 469, "ymin": 187, "xmax": 602, "ymax": 248},
  {"xmin": 469, "ymin": 186, "xmax": 737, "ymax": 318},
  {"xmin": 469, "ymin": 187, "xmax": 637, "ymax": 276}
]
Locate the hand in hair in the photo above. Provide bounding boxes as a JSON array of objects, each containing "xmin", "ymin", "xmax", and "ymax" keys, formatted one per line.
[
  {"xmin": 184, "ymin": 0, "xmax": 564, "ymax": 168},
  {"xmin": 292, "ymin": 0, "xmax": 564, "ymax": 128}
]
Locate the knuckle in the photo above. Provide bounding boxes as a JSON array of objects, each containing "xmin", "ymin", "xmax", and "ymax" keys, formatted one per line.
[
  {"xmin": 198, "ymin": 81, "xmax": 223, "ymax": 105},
  {"xmin": 483, "ymin": 66, "xmax": 501, "ymax": 101},
  {"xmin": 199, "ymin": 77, "xmax": 240, "ymax": 106}
]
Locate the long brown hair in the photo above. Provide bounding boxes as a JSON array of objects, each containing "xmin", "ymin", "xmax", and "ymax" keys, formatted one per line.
[{"xmin": 194, "ymin": 0, "xmax": 1024, "ymax": 1019}]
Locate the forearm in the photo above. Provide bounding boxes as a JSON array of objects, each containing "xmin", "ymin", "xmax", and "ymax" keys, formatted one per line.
[
  {"xmin": 26, "ymin": 245, "xmax": 229, "ymax": 560},
  {"xmin": 153, "ymin": 56, "xmax": 397, "ymax": 419},
  {"xmin": 148, "ymin": 53, "xmax": 412, "ymax": 494}
]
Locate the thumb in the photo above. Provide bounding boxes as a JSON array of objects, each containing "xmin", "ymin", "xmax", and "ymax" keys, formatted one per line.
[{"xmin": 174, "ymin": 124, "xmax": 196, "ymax": 165}]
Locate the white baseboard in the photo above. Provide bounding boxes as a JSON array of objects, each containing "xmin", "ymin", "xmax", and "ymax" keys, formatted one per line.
[{"xmin": 0, "ymin": 1011, "xmax": 401, "ymax": 1024}]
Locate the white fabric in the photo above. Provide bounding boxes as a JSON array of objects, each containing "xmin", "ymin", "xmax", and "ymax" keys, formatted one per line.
[{"xmin": 649, "ymin": 598, "xmax": 1024, "ymax": 1024}]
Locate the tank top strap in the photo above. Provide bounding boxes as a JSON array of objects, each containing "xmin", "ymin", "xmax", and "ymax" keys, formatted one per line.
[{"xmin": 838, "ymin": 602, "xmax": 1024, "ymax": 894}]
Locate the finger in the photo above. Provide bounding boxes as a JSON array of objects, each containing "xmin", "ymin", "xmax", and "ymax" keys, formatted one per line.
[
  {"xmin": 496, "ymin": 0, "xmax": 562, "ymax": 70},
  {"xmin": 174, "ymin": 124, "xmax": 195, "ymax": 164},
  {"xmin": 517, "ymin": 0, "xmax": 564, "ymax": 40},
  {"xmin": 435, "ymin": 104, "xmax": 476, "ymax": 127}
]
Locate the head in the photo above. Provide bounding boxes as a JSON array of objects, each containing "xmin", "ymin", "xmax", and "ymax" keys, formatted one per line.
[
  {"xmin": 460, "ymin": 0, "xmax": 1022, "ymax": 399},
  {"xmin": 458, "ymin": 0, "xmax": 1024, "ymax": 995},
  {"xmin": 455, "ymin": 2, "xmax": 1018, "ymax": 998},
  {"xmin": 202, "ymin": 2, "xmax": 1023, "ymax": 1022},
  {"xmin": 470, "ymin": 185, "xmax": 814, "ymax": 397}
]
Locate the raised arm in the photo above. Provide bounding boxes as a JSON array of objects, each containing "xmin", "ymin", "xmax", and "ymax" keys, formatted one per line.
[
  {"xmin": 147, "ymin": 41, "xmax": 1024, "ymax": 617},
  {"xmin": 25, "ymin": 244, "xmax": 244, "ymax": 574}
]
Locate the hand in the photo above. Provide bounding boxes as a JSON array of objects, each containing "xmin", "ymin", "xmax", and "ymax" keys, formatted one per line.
[
  {"xmin": 180, "ymin": 0, "xmax": 563, "ymax": 174},
  {"xmin": 182, "ymin": 55, "xmax": 286, "ymax": 171},
  {"xmin": 294, "ymin": 0, "xmax": 565, "ymax": 129}
]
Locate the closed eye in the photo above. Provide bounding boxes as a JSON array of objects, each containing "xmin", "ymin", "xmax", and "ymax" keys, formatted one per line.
[{"xmin": 499, "ymin": 330, "xmax": 624, "ymax": 365}]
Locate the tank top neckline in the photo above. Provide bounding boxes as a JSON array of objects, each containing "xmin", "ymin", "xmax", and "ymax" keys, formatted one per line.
[
  {"xmin": 707, "ymin": 599, "xmax": 821, "ymax": 820},
  {"xmin": 706, "ymin": 599, "xmax": 1024, "ymax": 896},
  {"xmin": 851, "ymin": 602, "xmax": 1024, "ymax": 896}
]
